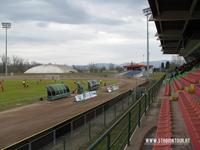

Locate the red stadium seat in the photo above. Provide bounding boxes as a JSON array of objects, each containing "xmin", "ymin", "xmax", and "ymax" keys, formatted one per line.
[
  {"xmin": 190, "ymin": 72, "xmax": 200, "ymax": 76},
  {"xmin": 180, "ymin": 77, "xmax": 191, "ymax": 87},
  {"xmin": 153, "ymin": 100, "xmax": 172, "ymax": 150},
  {"xmin": 175, "ymin": 79, "xmax": 183, "ymax": 90},
  {"xmin": 164, "ymin": 83, "xmax": 170, "ymax": 96},
  {"xmin": 187, "ymin": 74, "xmax": 200, "ymax": 83},
  {"xmin": 173, "ymin": 80, "xmax": 179, "ymax": 93},
  {"xmin": 195, "ymin": 85, "xmax": 200, "ymax": 97},
  {"xmin": 182, "ymin": 76, "xmax": 196, "ymax": 84},
  {"xmin": 178, "ymin": 91, "xmax": 200, "ymax": 150}
]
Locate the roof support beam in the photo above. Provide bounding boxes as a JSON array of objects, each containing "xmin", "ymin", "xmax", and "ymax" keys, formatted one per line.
[
  {"xmin": 150, "ymin": 11, "xmax": 188, "ymax": 21},
  {"xmin": 161, "ymin": 43, "xmax": 178, "ymax": 47},
  {"xmin": 156, "ymin": 30, "xmax": 182, "ymax": 37},
  {"xmin": 185, "ymin": 42, "xmax": 200, "ymax": 57},
  {"xmin": 163, "ymin": 50, "xmax": 178, "ymax": 54},
  {"xmin": 176, "ymin": 0, "xmax": 199, "ymax": 51},
  {"xmin": 157, "ymin": 36, "xmax": 181, "ymax": 40},
  {"xmin": 162, "ymin": 48, "xmax": 178, "ymax": 51},
  {"xmin": 155, "ymin": 0, "xmax": 166, "ymax": 46},
  {"xmin": 150, "ymin": 11, "xmax": 200, "ymax": 21}
]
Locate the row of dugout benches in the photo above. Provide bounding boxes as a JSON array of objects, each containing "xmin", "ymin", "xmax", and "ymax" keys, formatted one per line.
[{"xmin": 46, "ymin": 80, "xmax": 100, "ymax": 101}]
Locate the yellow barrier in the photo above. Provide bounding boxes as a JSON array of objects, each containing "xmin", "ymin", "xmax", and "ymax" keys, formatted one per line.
[
  {"xmin": 186, "ymin": 84, "xmax": 195, "ymax": 94},
  {"xmin": 170, "ymin": 94, "xmax": 178, "ymax": 101}
]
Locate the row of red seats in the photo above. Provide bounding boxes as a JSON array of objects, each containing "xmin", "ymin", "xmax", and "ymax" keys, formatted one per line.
[
  {"xmin": 194, "ymin": 69, "xmax": 200, "ymax": 73},
  {"xmin": 179, "ymin": 77, "xmax": 191, "ymax": 87},
  {"xmin": 187, "ymin": 73, "xmax": 200, "ymax": 83},
  {"xmin": 195, "ymin": 85, "xmax": 200, "ymax": 97},
  {"xmin": 182, "ymin": 69, "xmax": 200, "ymax": 84},
  {"xmin": 182, "ymin": 76, "xmax": 196, "ymax": 84},
  {"xmin": 173, "ymin": 80, "xmax": 179, "ymax": 93},
  {"xmin": 178, "ymin": 91, "xmax": 200, "ymax": 150},
  {"xmin": 153, "ymin": 100, "xmax": 172, "ymax": 150},
  {"xmin": 164, "ymin": 83, "xmax": 170, "ymax": 96},
  {"xmin": 173, "ymin": 79, "xmax": 183, "ymax": 93},
  {"xmin": 189, "ymin": 71, "xmax": 200, "ymax": 77}
]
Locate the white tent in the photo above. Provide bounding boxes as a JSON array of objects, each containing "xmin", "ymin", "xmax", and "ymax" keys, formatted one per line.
[{"xmin": 24, "ymin": 64, "xmax": 77, "ymax": 74}]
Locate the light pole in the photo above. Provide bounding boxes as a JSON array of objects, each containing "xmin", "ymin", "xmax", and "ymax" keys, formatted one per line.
[
  {"xmin": 143, "ymin": 54, "xmax": 145, "ymax": 63},
  {"xmin": 2, "ymin": 22, "xmax": 11, "ymax": 77},
  {"xmin": 143, "ymin": 8, "xmax": 151, "ymax": 79}
]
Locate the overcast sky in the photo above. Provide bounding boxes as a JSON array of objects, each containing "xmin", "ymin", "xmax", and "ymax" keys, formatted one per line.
[{"xmin": 0, "ymin": 0, "xmax": 174, "ymax": 65}]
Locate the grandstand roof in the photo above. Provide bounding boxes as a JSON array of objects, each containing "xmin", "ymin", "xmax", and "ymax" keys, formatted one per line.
[
  {"xmin": 24, "ymin": 64, "xmax": 77, "ymax": 74},
  {"xmin": 123, "ymin": 64, "xmax": 153, "ymax": 69},
  {"xmin": 148, "ymin": 0, "xmax": 200, "ymax": 61}
]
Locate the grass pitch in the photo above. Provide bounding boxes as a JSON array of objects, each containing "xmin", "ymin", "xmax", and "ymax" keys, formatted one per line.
[{"xmin": 0, "ymin": 79, "xmax": 115, "ymax": 111}]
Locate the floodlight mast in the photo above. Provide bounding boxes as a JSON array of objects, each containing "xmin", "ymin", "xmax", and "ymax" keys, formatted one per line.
[
  {"xmin": 143, "ymin": 8, "xmax": 152, "ymax": 80},
  {"xmin": 1, "ymin": 22, "xmax": 11, "ymax": 77}
]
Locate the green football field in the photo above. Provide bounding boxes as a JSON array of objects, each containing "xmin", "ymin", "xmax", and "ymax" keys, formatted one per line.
[{"xmin": 0, "ymin": 79, "xmax": 115, "ymax": 111}]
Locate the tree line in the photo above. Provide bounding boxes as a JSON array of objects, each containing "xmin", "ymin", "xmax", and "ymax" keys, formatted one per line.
[
  {"xmin": 0, "ymin": 55, "xmax": 41, "ymax": 74},
  {"xmin": 73, "ymin": 63, "xmax": 123, "ymax": 73}
]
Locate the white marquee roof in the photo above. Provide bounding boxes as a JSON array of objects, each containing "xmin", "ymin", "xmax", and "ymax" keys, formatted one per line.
[{"xmin": 24, "ymin": 64, "xmax": 77, "ymax": 74}]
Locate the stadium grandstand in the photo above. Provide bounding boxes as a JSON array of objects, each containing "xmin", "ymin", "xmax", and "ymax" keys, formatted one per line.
[
  {"xmin": 136, "ymin": 0, "xmax": 200, "ymax": 149},
  {"xmin": 148, "ymin": 0, "xmax": 200, "ymax": 59},
  {"xmin": 117, "ymin": 63, "xmax": 153, "ymax": 78},
  {"xmin": 90, "ymin": 0, "xmax": 200, "ymax": 149}
]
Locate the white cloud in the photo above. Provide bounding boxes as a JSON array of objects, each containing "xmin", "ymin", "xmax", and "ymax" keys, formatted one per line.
[{"xmin": 0, "ymin": 0, "xmax": 174, "ymax": 65}]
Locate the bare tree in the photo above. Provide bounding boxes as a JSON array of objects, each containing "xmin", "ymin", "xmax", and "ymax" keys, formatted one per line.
[
  {"xmin": 0, "ymin": 55, "xmax": 11, "ymax": 73},
  {"xmin": 0, "ymin": 55, "xmax": 41, "ymax": 74},
  {"xmin": 89, "ymin": 63, "xmax": 98, "ymax": 73},
  {"xmin": 1, "ymin": 55, "xmax": 11, "ymax": 66}
]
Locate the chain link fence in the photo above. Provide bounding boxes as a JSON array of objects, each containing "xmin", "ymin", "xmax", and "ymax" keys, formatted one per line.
[{"xmin": 88, "ymin": 75, "xmax": 165, "ymax": 150}]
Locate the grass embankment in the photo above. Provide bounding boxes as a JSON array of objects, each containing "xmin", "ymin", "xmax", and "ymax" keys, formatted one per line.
[{"xmin": 0, "ymin": 79, "xmax": 115, "ymax": 111}]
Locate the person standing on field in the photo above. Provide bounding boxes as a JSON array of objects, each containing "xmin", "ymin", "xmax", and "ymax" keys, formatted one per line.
[
  {"xmin": 0, "ymin": 80, "xmax": 4, "ymax": 92},
  {"xmin": 22, "ymin": 80, "xmax": 26, "ymax": 88},
  {"xmin": 26, "ymin": 80, "xmax": 29, "ymax": 88}
]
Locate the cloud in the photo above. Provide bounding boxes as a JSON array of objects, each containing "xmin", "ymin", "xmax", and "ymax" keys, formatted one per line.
[
  {"xmin": 0, "ymin": 0, "xmax": 87, "ymax": 24},
  {"xmin": 0, "ymin": 0, "xmax": 128, "ymax": 25},
  {"xmin": 0, "ymin": 0, "xmax": 173, "ymax": 65}
]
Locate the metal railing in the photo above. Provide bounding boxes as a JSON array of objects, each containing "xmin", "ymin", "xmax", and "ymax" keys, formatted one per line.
[{"xmin": 87, "ymin": 75, "xmax": 165, "ymax": 150}]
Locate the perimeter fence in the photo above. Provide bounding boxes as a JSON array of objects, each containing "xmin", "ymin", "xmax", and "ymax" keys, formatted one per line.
[
  {"xmin": 87, "ymin": 75, "xmax": 165, "ymax": 150},
  {"xmin": 3, "ymin": 79, "xmax": 159, "ymax": 150}
]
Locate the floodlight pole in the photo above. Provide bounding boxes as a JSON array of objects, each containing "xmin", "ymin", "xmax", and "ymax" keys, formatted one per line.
[
  {"xmin": 2, "ymin": 22, "xmax": 11, "ymax": 77},
  {"xmin": 147, "ymin": 15, "xmax": 149, "ymax": 79},
  {"xmin": 5, "ymin": 27, "xmax": 8, "ymax": 77},
  {"xmin": 143, "ymin": 8, "xmax": 151, "ymax": 80}
]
